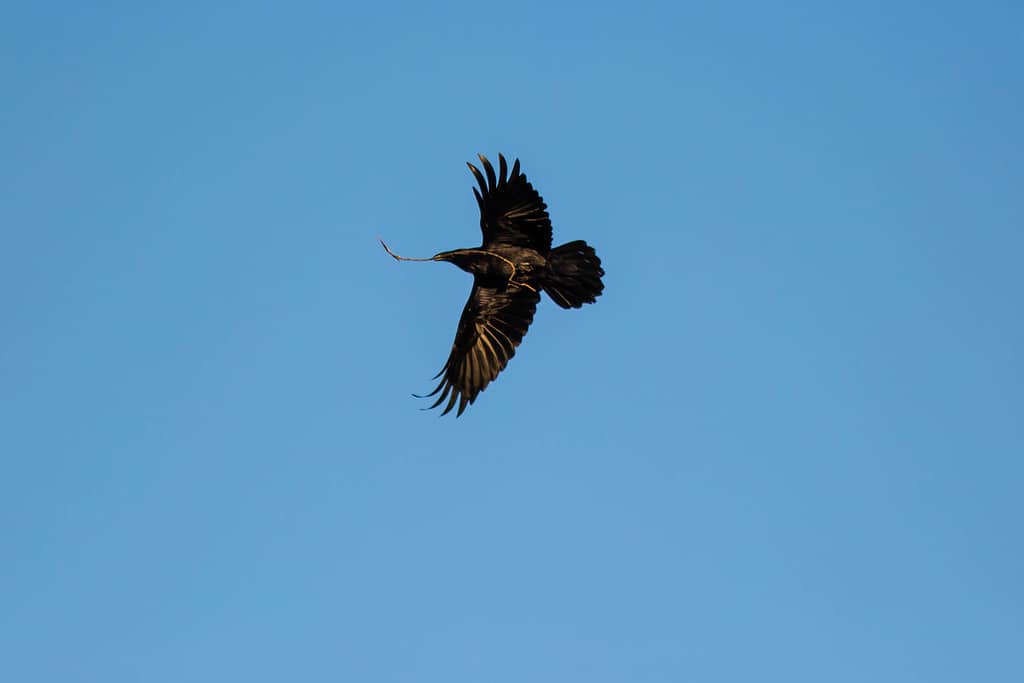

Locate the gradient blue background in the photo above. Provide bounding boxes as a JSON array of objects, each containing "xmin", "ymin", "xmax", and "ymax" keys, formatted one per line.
[{"xmin": 2, "ymin": 1, "xmax": 1022, "ymax": 681}]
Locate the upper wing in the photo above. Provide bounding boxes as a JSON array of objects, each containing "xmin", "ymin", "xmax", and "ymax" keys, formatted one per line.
[
  {"xmin": 421, "ymin": 280, "xmax": 541, "ymax": 416},
  {"xmin": 467, "ymin": 153, "xmax": 553, "ymax": 253}
]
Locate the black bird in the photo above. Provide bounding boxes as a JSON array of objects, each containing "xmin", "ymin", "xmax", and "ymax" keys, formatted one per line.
[{"xmin": 380, "ymin": 153, "xmax": 604, "ymax": 416}]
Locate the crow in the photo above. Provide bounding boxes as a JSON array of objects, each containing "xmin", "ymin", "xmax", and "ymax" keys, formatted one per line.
[{"xmin": 381, "ymin": 153, "xmax": 604, "ymax": 416}]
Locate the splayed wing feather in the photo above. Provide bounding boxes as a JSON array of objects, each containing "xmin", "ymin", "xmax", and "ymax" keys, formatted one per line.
[
  {"xmin": 481, "ymin": 153, "xmax": 497, "ymax": 190},
  {"xmin": 498, "ymin": 155, "xmax": 508, "ymax": 187},
  {"xmin": 467, "ymin": 162, "xmax": 487, "ymax": 198}
]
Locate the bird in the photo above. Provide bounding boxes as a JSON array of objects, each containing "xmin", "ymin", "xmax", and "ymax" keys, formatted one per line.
[{"xmin": 380, "ymin": 153, "xmax": 604, "ymax": 416}]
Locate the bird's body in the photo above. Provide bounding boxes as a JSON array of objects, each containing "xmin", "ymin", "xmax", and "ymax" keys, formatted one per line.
[
  {"xmin": 381, "ymin": 154, "xmax": 604, "ymax": 416},
  {"xmin": 435, "ymin": 244, "xmax": 546, "ymax": 288}
]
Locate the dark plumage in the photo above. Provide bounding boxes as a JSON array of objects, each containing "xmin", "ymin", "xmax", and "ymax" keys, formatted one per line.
[{"xmin": 381, "ymin": 153, "xmax": 604, "ymax": 416}]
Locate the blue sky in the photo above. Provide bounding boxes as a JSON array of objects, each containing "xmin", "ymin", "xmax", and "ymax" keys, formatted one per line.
[{"xmin": 2, "ymin": 1, "xmax": 1022, "ymax": 681}]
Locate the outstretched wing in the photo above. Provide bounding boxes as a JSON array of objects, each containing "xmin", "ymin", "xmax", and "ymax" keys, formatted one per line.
[
  {"xmin": 467, "ymin": 153, "xmax": 553, "ymax": 253},
  {"xmin": 421, "ymin": 281, "xmax": 541, "ymax": 416}
]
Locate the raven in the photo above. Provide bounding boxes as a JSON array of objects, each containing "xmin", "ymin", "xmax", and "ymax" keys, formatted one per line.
[{"xmin": 381, "ymin": 153, "xmax": 604, "ymax": 416}]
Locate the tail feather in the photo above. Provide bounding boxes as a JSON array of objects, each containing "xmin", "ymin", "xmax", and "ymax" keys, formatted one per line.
[{"xmin": 543, "ymin": 240, "xmax": 604, "ymax": 309}]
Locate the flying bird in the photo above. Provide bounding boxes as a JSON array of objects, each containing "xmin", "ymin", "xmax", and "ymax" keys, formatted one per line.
[{"xmin": 380, "ymin": 153, "xmax": 604, "ymax": 416}]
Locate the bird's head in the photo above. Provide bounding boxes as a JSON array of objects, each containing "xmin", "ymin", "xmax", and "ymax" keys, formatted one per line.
[{"xmin": 430, "ymin": 249, "xmax": 478, "ymax": 271}]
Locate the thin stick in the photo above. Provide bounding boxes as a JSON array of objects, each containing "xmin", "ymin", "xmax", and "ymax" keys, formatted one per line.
[{"xmin": 378, "ymin": 237, "xmax": 434, "ymax": 262}]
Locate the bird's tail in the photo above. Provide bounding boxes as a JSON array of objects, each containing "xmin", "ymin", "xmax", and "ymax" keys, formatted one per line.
[{"xmin": 543, "ymin": 240, "xmax": 605, "ymax": 309}]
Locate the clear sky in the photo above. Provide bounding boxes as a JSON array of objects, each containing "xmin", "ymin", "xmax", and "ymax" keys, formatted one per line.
[{"xmin": 2, "ymin": 1, "xmax": 1022, "ymax": 681}]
